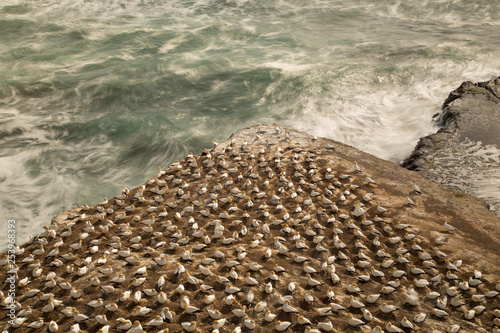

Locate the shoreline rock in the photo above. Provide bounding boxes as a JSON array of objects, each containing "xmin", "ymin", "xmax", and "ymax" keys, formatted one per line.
[
  {"xmin": 402, "ymin": 76, "xmax": 500, "ymax": 217},
  {"xmin": 1, "ymin": 124, "xmax": 499, "ymax": 333}
]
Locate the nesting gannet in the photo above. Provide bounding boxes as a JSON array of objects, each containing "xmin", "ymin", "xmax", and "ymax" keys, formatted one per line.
[
  {"xmin": 111, "ymin": 274, "xmax": 126, "ymax": 284},
  {"xmin": 87, "ymin": 298, "xmax": 104, "ymax": 308},
  {"xmin": 59, "ymin": 306, "xmax": 74, "ymax": 318},
  {"xmin": 73, "ymin": 310, "xmax": 89, "ymax": 322},
  {"xmin": 133, "ymin": 290, "xmax": 142, "ymax": 304},
  {"xmin": 367, "ymin": 293, "xmax": 381, "ymax": 304},
  {"xmin": 212, "ymin": 318, "xmax": 226, "ymax": 330},
  {"xmin": 282, "ymin": 300, "xmax": 298, "ymax": 313},
  {"xmin": 41, "ymin": 299, "xmax": 57, "ymax": 313},
  {"xmin": 119, "ymin": 291, "xmax": 131, "ymax": 302},
  {"xmin": 353, "ymin": 161, "xmax": 361, "ymax": 173},
  {"xmin": 350, "ymin": 295, "xmax": 366, "ymax": 309},
  {"xmin": 232, "ymin": 304, "xmax": 247, "ymax": 318},
  {"xmin": 318, "ymin": 321, "xmax": 334, "ymax": 331},
  {"xmin": 104, "ymin": 303, "xmax": 118, "ymax": 312},
  {"xmin": 329, "ymin": 302, "xmax": 346, "ymax": 312},
  {"xmin": 461, "ymin": 306, "xmax": 476, "ymax": 320},
  {"xmin": 132, "ymin": 305, "xmax": 153, "ymax": 316},
  {"xmin": 68, "ymin": 324, "xmax": 81, "ymax": 333},
  {"xmin": 348, "ymin": 313, "xmax": 365, "ymax": 327},
  {"xmin": 347, "ymin": 283, "xmax": 361, "ymax": 293},
  {"xmin": 306, "ymin": 273, "xmax": 322, "ymax": 287},
  {"xmin": 253, "ymin": 300, "xmax": 267, "ymax": 313},
  {"xmin": 352, "ymin": 201, "xmax": 366, "ymax": 217},
  {"xmin": 125, "ymin": 321, "xmax": 143, "ymax": 333},
  {"xmin": 225, "ymin": 283, "xmax": 242, "ymax": 294},
  {"xmin": 436, "ymin": 296, "xmax": 448, "ymax": 310},
  {"xmin": 181, "ymin": 321, "xmax": 197, "ymax": 332},
  {"xmin": 446, "ymin": 270, "xmax": 459, "ymax": 280},
  {"xmin": 303, "ymin": 262, "xmax": 318, "ymax": 274},
  {"xmin": 160, "ymin": 307, "xmax": 174, "ymax": 321},
  {"xmin": 376, "ymin": 202, "xmax": 388, "ymax": 213},
  {"xmin": 447, "ymin": 324, "xmax": 461, "ymax": 333},
  {"xmin": 275, "ymin": 321, "xmax": 292, "ymax": 332},
  {"xmin": 244, "ymin": 317, "xmax": 257, "ymax": 330},
  {"xmin": 243, "ymin": 272, "xmax": 258, "ymax": 285},
  {"xmin": 23, "ymin": 287, "xmax": 40, "ymax": 298},
  {"xmin": 9, "ymin": 316, "xmax": 27, "ymax": 328},
  {"xmin": 472, "ymin": 305, "xmax": 485, "ymax": 315},
  {"xmin": 297, "ymin": 315, "xmax": 312, "ymax": 325},
  {"xmin": 223, "ymin": 294, "xmax": 235, "ymax": 305},
  {"xmin": 380, "ymin": 302, "xmax": 398, "ymax": 313},
  {"xmin": 386, "ymin": 322, "xmax": 404, "ymax": 333},
  {"xmin": 405, "ymin": 194, "xmax": 415, "ymax": 206},
  {"xmin": 263, "ymin": 308, "xmax": 277, "ymax": 322},
  {"xmin": 204, "ymin": 308, "xmax": 221, "ymax": 321},
  {"xmin": 485, "ymin": 289, "xmax": 500, "ymax": 298},
  {"xmin": 431, "ymin": 308, "xmax": 449, "ymax": 318},
  {"xmin": 49, "ymin": 320, "xmax": 59, "ymax": 332},
  {"xmin": 443, "ymin": 221, "xmax": 455, "ymax": 233},
  {"xmin": 95, "ymin": 314, "xmax": 108, "ymax": 325}
]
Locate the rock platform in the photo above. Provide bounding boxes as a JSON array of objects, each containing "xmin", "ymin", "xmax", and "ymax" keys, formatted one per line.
[{"xmin": 1, "ymin": 124, "xmax": 499, "ymax": 333}]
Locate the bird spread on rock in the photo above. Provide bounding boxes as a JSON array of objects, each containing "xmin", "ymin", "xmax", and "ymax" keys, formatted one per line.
[{"xmin": 5, "ymin": 127, "xmax": 499, "ymax": 333}]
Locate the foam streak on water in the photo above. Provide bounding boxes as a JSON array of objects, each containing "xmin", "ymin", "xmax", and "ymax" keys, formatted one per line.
[{"xmin": 0, "ymin": 0, "xmax": 499, "ymax": 248}]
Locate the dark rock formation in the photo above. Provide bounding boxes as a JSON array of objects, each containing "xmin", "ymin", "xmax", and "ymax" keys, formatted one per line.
[{"xmin": 402, "ymin": 77, "xmax": 500, "ymax": 216}]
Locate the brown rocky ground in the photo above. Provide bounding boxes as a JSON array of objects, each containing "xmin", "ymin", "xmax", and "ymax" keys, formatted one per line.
[{"xmin": 1, "ymin": 124, "xmax": 499, "ymax": 333}]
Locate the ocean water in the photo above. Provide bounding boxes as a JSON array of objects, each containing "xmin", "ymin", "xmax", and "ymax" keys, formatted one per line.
[{"xmin": 1, "ymin": 0, "xmax": 499, "ymax": 249}]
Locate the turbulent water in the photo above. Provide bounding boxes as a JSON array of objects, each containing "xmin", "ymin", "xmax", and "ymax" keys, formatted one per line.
[{"xmin": 1, "ymin": 0, "xmax": 499, "ymax": 249}]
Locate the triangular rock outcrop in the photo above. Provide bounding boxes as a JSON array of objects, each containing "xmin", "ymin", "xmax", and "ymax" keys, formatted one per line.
[{"xmin": 1, "ymin": 124, "xmax": 499, "ymax": 333}]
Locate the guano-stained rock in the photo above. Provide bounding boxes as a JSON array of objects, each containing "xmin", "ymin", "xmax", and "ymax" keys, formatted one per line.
[{"xmin": 1, "ymin": 124, "xmax": 499, "ymax": 333}]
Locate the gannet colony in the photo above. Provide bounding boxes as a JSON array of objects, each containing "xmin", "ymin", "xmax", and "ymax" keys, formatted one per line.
[{"xmin": 1, "ymin": 124, "xmax": 499, "ymax": 333}]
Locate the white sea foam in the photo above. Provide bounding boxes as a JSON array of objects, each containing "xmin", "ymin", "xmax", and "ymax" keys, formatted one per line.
[
  {"xmin": 281, "ymin": 88, "xmax": 439, "ymax": 163},
  {"xmin": 469, "ymin": 144, "xmax": 500, "ymax": 215},
  {"xmin": 421, "ymin": 139, "xmax": 500, "ymax": 217}
]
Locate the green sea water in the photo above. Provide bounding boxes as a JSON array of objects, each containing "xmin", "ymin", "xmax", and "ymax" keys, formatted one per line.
[{"xmin": 1, "ymin": 0, "xmax": 499, "ymax": 248}]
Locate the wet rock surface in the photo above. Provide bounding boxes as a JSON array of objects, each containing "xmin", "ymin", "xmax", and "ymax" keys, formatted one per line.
[{"xmin": 402, "ymin": 77, "xmax": 500, "ymax": 216}]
